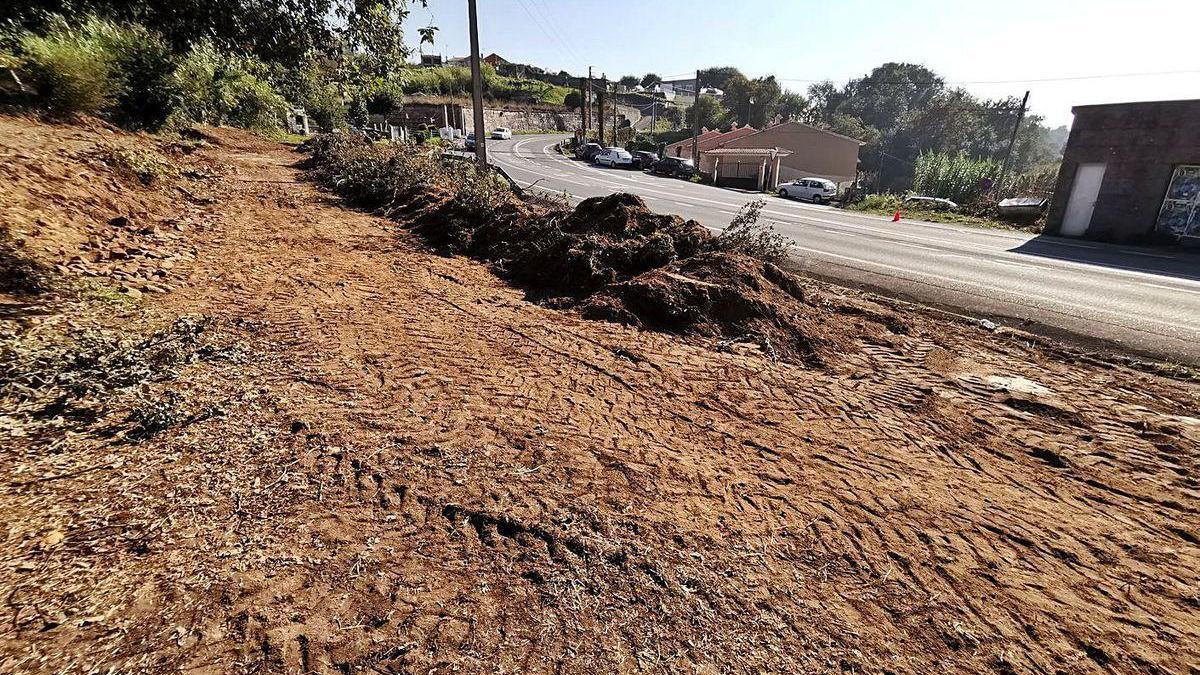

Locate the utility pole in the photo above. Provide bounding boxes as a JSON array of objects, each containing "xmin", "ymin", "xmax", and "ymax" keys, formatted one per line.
[
  {"xmin": 997, "ymin": 90, "xmax": 1030, "ymax": 192},
  {"xmin": 691, "ymin": 69, "xmax": 700, "ymax": 167},
  {"xmin": 598, "ymin": 74, "xmax": 607, "ymax": 147},
  {"xmin": 612, "ymin": 81, "xmax": 618, "ymax": 146},
  {"xmin": 466, "ymin": 0, "xmax": 487, "ymax": 168},
  {"xmin": 578, "ymin": 76, "xmax": 587, "ymax": 138},
  {"xmin": 586, "ymin": 66, "xmax": 593, "ymax": 138}
]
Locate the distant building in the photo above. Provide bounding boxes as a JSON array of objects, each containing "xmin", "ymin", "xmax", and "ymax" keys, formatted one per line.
[
  {"xmin": 663, "ymin": 125, "xmax": 759, "ymax": 159},
  {"xmin": 483, "ymin": 53, "xmax": 508, "ymax": 67},
  {"xmin": 670, "ymin": 121, "xmax": 863, "ymax": 192},
  {"xmin": 417, "ymin": 53, "xmax": 444, "ymax": 68},
  {"xmin": 1046, "ymin": 99, "xmax": 1200, "ymax": 244}
]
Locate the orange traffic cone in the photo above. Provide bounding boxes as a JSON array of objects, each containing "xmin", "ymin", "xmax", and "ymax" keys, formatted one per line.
[{"xmin": 892, "ymin": 210, "xmax": 902, "ymax": 222}]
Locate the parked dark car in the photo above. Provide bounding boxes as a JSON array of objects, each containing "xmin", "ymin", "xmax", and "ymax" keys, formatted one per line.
[
  {"xmin": 649, "ymin": 156, "xmax": 696, "ymax": 178},
  {"xmin": 575, "ymin": 142, "xmax": 604, "ymax": 161},
  {"xmin": 631, "ymin": 150, "xmax": 659, "ymax": 169},
  {"xmin": 464, "ymin": 132, "xmax": 476, "ymax": 151}
]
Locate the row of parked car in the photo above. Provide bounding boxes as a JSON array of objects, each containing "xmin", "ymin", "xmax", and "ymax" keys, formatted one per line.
[
  {"xmin": 574, "ymin": 142, "xmax": 698, "ymax": 178},
  {"xmin": 573, "ymin": 141, "xmax": 841, "ymax": 202}
]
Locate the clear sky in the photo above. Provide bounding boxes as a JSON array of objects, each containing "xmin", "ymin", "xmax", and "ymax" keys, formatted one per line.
[{"xmin": 405, "ymin": 0, "xmax": 1200, "ymax": 128}]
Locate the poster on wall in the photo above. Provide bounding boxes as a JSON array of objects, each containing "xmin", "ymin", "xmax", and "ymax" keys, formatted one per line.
[{"xmin": 1157, "ymin": 165, "xmax": 1200, "ymax": 239}]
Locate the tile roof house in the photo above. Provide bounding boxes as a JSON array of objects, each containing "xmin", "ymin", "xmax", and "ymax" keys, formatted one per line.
[
  {"xmin": 700, "ymin": 121, "xmax": 864, "ymax": 190},
  {"xmin": 663, "ymin": 129, "xmax": 723, "ymax": 158},
  {"xmin": 663, "ymin": 125, "xmax": 759, "ymax": 159}
]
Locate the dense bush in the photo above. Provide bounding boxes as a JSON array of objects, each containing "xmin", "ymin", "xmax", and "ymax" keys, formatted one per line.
[
  {"xmin": 12, "ymin": 17, "xmax": 120, "ymax": 117},
  {"xmin": 1006, "ymin": 163, "xmax": 1059, "ymax": 198},
  {"xmin": 171, "ymin": 41, "xmax": 287, "ymax": 130},
  {"xmin": 911, "ymin": 151, "xmax": 999, "ymax": 204},
  {"xmin": 8, "ymin": 16, "xmax": 288, "ymax": 131},
  {"xmin": 104, "ymin": 23, "xmax": 179, "ymax": 129},
  {"xmin": 850, "ymin": 193, "xmax": 904, "ymax": 213},
  {"xmin": 272, "ymin": 59, "xmax": 346, "ymax": 132}
]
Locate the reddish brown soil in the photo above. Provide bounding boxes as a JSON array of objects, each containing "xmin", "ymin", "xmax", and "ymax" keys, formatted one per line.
[{"xmin": 1, "ymin": 116, "xmax": 1198, "ymax": 674}]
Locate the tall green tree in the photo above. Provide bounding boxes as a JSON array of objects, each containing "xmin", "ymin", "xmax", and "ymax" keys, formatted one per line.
[
  {"xmin": 685, "ymin": 95, "xmax": 730, "ymax": 131},
  {"xmin": 640, "ymin": 72, "xmax": 661, "ymax": 88},
  {"xmin": 697, "ymin": 65, "xmax": 742, "ymax": 90},
  {"xmin": 775, "ymin": 91, "xmax": 808, "ymax": 122},
  {"xmin": 803, "ymin": 62, "xmax": 1062, "ymax": 192},
  {"xmin": 722, "ymin": 73, "xmax": 782, "ymax": 128}
]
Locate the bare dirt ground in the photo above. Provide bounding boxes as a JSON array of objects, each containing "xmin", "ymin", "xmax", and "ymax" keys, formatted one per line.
[{"xmin": 1, "ymin": 116, "xmax": 1198, "ymax": 674}]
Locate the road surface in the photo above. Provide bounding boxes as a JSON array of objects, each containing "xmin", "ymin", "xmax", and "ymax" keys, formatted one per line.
[{"xmin": 479, "ymin": 134, "xmax": 1200, "ymax": 363}]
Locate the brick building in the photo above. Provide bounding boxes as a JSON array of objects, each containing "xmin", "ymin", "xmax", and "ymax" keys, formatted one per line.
[{"xmin": 1046, "ymin": 99, "xmax": 1200, "ymax": 244}]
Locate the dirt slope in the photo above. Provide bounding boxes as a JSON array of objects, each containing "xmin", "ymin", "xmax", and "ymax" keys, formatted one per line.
[{"xmin": 1, "ymin": 116, "xmax": 1198, "ymax": 674}]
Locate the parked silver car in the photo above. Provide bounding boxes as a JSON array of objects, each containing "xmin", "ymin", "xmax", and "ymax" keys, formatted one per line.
[
  {"xmin": 779, "ymin": 177, "xmax": 837, "ymax": 204},
  {"xmin": 594, "ymin": 147, "xmax": 634, "ymax": 168}
]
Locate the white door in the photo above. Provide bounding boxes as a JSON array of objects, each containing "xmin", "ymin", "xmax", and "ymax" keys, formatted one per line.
[{"xmin": 1061, "ymin": 163, "xmax": 1106, "ymax": 237}]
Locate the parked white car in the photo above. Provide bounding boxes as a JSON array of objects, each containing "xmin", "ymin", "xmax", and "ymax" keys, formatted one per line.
[
  {"xmin": 594, "ymin": 147, "xmax": 633, "ymax": 168},
  {"xmin": 779, "ymin": 177, "xmax": 838, "ymax": 204},
  {"xmin": 491, "ymin": 127, "xmax": 513, "ymax": 140}
]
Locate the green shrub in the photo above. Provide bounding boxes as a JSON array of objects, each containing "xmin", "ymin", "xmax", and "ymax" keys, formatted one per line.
[
  {"xmin": 12, "ymin": 17, "xmax": 179, "ymax": 128},
  {"xmin": 362, "ymin": 78, "xmax": 404, "ymax": 115},
  {"xmin": 271, "ymin": 59, "xmax": 346, "ymax": 131},
  {"xmin": 15, "ymin": 17, "xmax": 118, "ymax": 117},
  {"xmin": 850, "ymin": 193, "xmax": 903, "ymax": 213},
  {"xmin": 170, "ymin": 41, "xmax": 287, "ymax": 130},
  {"xmin": 103, "ymin": 23, "xmax": 179, "ymax": 129}
]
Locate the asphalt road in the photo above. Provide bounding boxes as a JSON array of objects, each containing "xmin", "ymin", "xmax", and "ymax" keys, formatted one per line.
[{"xmin": 479, "ymin": 134, "xmax": 1200, "ymax": 363}]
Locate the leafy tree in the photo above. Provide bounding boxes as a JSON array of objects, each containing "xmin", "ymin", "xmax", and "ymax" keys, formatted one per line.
[
  {"xmin": 563, "ymin": 90, "xmax": 581, "ymax": 109},
  {"xmin": 640, "ymin": 72, "xmax": 661, "ymax": 88},
  {"xmin": 803, "ymin": 62, "xmax": 1063, "ymax": 192},
  {"xmin": 618, "ymin": 75, "xmax": 639, "ymax": 89},
  {"xmin": 697, "ymin": 65, "xmax": 742, "ymax": 90},
  {"xmin": 803, "ymin": 80, "xmax": 843, "ymax": 125},
  {"xmin": 685, "ymin": 95, "xmax": 729, "ymax": 131},
  {"xmin": 775, "ymin": 91, "xmax": 808, "ymax": 122},
  {"xmin": 722, "ymin": 73, "xmax": 782, "ymax": 128},
  {"xmin": 827, "ymin": 114, "xmax": 879, "ymax": 145},
  {"xmin": 837, "ymin": 62, "xmax": 944, "ymax": 133}
]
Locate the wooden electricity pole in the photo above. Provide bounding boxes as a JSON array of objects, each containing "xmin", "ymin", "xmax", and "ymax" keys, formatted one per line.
[
  {"xmin": 612, "ymin": 82, "xmax": 618, "ymax": 146},
  {"xmin": 586, "ymin": 66, "xmax": 593, "ymax": 138},
  {"xmin": 691, "ymin": 69, "xmax": 701, "ymax": 166},
  {"xmin": 579, "ymin": 76, "xmax": 587, "ymax": 137},
  {"xmin": 467, "ymin": 0, "xmax": 487, "ymax": 168},
  {"xmin": 598, "ymin": 74, "xmax": 607, "ymax": 146},
  {"xmin": 997, "ymin": 90, "xmax": 1030, "ymax": 191}
]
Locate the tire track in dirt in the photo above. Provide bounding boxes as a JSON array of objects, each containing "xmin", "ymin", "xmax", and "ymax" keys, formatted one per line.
[{"xmin": 3, "ymin": 121, "xmax": 1197, "ymax": 673}]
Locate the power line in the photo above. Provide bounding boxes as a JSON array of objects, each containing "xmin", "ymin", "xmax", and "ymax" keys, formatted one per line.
[
  {"xmin": 527, "ymin": 0, "xmax": 582, "ymax": 66},
  {"xmin": 512, "ymin": 0, "xmax": 577, "ymax": 71}
]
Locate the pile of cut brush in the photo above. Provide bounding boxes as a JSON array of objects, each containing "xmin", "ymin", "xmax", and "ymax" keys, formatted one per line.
[{"xmin": 303, "ymin": 134, "xmax": 909, "ymax": 366}]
